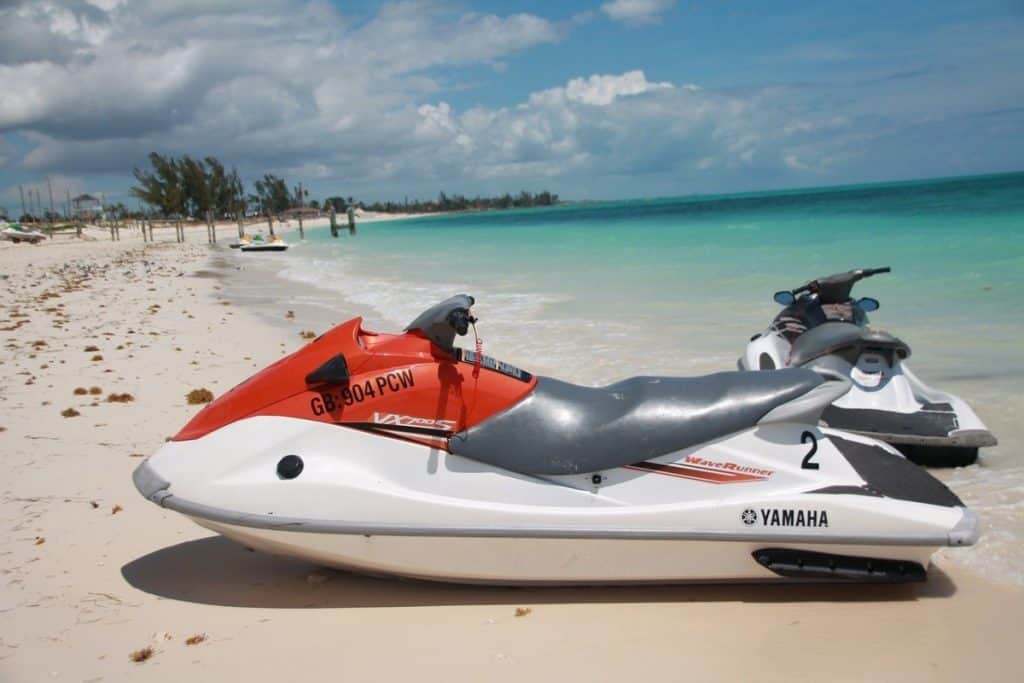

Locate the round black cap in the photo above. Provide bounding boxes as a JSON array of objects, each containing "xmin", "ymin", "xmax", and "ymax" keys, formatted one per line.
[{"xmin": 277, "ymin": 455, "xmax": 304, "ymax": 480}]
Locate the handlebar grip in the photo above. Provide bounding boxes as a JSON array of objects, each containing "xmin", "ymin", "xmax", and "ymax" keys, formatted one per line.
[
  {"xmin": 446, "ymin": 308, "xmax": 477, "ymax": 336},
  {"xmin": 862, "ymin": 267, "xmax": 891, "ymax": 276}
]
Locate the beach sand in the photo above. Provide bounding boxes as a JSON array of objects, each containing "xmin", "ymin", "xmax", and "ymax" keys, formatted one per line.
[{"xmin": 1, "ymin": 228, "xmax": 1022, "ymax": 682}]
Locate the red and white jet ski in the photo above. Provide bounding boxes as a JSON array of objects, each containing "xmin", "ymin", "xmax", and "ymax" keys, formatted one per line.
[{"xmin": 135, "ymin": 295, "xmax": 976, "ymax": 584}]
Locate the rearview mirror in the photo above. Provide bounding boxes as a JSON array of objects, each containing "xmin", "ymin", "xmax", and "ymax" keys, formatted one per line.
[
  {"xmin": 773, "ymin": 291, "xmax": 795, "ymax": 305},
  {"xmin": 858, "ymin": 297, "xmax": 880, "ymax": 312}
]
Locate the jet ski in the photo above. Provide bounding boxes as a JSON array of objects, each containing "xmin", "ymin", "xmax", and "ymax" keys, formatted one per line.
[
  {"xmin": 229, "ymin": 233, "xmax": 252, "ymax": 249},
  {"xmin": 239, "ymin": 234, "xmax": 288, "ymax": 252},
  {"xmin": 1, "ymin": 222, "xmax": 46, "ymax": 244},
  {"xmin": 134, "ymin": 295, "xmax": 977, "ymax": 584},
  {"xmin": 741, "ymin": 268, "xmax": 996, "ymax": 467}
]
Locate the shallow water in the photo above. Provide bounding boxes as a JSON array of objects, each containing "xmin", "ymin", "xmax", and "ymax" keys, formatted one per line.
[{"xmin": 225, "ymin": 171, "xmax": 1024, "ymax": 585}]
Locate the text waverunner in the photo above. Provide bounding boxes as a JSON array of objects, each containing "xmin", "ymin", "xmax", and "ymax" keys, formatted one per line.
[{"xmin": 135, "ymin": 295, "xmax": 977, "ymax": 584}]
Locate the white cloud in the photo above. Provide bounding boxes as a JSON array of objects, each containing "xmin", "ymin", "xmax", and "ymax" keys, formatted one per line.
[
  {"xmin": 564, "ymin": 70, "xmax": 673, "ymax": 105},
  {"xmin": 400, "ymin": 73, "xmax": 864, "ymax": 187},
  {"xmin": 600, "ymin": 0, "xmax": 676, "ymax": 26},
  {"xmin": 0, "ymin": 1, "xmax": 558, "ymax": 137}
]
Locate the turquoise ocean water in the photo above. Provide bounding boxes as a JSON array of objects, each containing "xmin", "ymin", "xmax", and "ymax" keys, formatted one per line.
[{"xmin": 233, "ymin": 171, "xmax": 1024, "ymax": 584}]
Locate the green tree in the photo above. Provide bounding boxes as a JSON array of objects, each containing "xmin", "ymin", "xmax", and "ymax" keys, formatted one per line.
[
  {"xmin": 130, "ymin": 152, "xmax": 184, "ymax": 216},
  {"xmin": 254, "ymin": 174, "xmax": 290, "ymax": 214}
]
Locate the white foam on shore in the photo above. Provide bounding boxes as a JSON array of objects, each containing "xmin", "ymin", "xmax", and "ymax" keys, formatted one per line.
[{"xmin": 936, "ymin": 462, "xmax": 1024, "ymax": 586}]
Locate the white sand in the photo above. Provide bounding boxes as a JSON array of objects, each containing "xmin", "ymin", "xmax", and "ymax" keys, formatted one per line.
[{"xmin": 1, "ymin": 228, "xmax": 1022, "ymax": 682}]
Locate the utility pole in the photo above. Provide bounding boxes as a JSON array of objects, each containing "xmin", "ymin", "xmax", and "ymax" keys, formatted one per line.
[{"xmin": 297, "ymin": 181, "xmax": 304, "ymax": 239}]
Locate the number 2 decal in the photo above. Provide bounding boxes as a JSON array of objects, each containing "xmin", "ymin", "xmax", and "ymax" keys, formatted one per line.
[{"xmin": 800, "ymin": 431, "xmax": 820, "ymax": 470}]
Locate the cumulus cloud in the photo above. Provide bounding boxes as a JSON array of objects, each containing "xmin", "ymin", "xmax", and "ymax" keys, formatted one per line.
[
  {"xmin": 0, "ymin": 1, "xmax": 560, "ymax": 168},
  {"xmin": 600, "ymin": 0, "xmax": 676, "ymax": 26},
  {"xmin": 563, "ymin": 70, "xmax": 673, "ymax": 105},
  {"xmin": 406, "ymin": 74, "xmax": 817, "ymax": 183}
]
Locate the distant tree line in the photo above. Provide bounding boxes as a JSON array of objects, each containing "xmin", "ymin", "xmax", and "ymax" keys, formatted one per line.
[
  {"xmin": 363, "ymin": 190, "xmax": 559, "ymax": 214},
  {"xmin": 131, "ymin": 153, "xmax": 246, "ymax": 218},
  {"xmin": 130, "ymin": 152, "xmax": 559, "ymax": 218}
]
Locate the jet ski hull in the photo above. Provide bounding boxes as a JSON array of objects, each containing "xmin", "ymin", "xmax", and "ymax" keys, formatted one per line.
[
  {"xmin": 134, "ymin": 415, "xmax": 976, "ymax": 584},
  {"xmin": 240, "ymin": 244, "xmax": 288, "ymax": 252},
  {"xmin": 188, "ymin": 518, "xmax": 938, "ymax": 584}
]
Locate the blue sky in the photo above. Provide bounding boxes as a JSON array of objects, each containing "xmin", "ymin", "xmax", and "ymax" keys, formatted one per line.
[{"xmin": 1, "ymin": 0, "xmax": 1022, "ymax": 212}]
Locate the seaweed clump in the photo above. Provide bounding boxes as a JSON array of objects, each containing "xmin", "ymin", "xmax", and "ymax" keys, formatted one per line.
[{"xmin": 186, "ymin": 388, "xmax": 214, "ymax": 405}]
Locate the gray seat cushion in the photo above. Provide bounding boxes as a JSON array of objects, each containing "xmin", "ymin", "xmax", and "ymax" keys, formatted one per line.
[
  {"xmin": 449, "ymin": 369, "xmax": 823, "ymax": 475},
  {"xmin": 790, "ymin": 323, "xmax": 910, "ymax": 367}
]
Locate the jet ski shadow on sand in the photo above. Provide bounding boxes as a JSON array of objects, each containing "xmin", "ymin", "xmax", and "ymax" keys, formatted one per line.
[
  {"xmin": 134, "ymin": 295, "xmax": 977, "ymax": 585},
  {"xmin": 741, "ymin": 267, "xmax": 997, "ymax": 467},
  {"xmin": 120, "ymin": 535, "xmax": 958, "ymax": 608}
]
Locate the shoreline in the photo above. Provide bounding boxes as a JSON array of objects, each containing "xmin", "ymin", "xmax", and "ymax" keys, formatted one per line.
[{"xmin": 1, "ymin": 233, "xmax": 1022, "ymax": 681}]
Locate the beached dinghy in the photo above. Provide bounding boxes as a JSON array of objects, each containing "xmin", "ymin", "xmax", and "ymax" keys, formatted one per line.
[
  {"xmin": 740, "ymin": 268, "xmax": 996, "ymax": 466},
  {"xmin": 1, "ymin": 222, "xmax": 46, "ymax": 244},
  {"xmin": 134, "ymin": 295, "xmax": 977, "ymax": 584},
  {"xmin": 239, "ymin": 234, "xmax": 288, "ymax": 252}
]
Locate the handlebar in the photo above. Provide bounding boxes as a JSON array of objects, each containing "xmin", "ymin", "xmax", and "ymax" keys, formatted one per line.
[
  {"xmin": 786, "ymin": 267, "xmax": 890, "ymax": 304},
  {"xmin": 792, "ymin": 266, "xmax": 890, "ymax": 294},
  {"xmin": 861, "ymin": 266, "xmax": 891, "ymax": 277},
  {"xmin": 446, "ymin": 308, "xmax": 477, "ymax": 336}
]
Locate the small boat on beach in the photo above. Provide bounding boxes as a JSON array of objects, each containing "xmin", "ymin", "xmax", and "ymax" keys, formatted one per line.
[
  {"xmin": 239, "ymin": 234, "xmax": 288, "ymax": 252},
  {"xmin": 1, "ymin": 222, "xmax": 46, "ymax": 244},
  {"xmin": 135, "ymin": 294, "xmax": 976, "ymax": 585}
]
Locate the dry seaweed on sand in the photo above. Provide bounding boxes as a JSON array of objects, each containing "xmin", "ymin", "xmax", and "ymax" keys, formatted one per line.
[
  {"xmin": 300, "ymin": 330, "xmax": 317, "ymax": 339},
  {"xmin": 186, "ymin": 388, "xmax": 214, "ymax": 405},
  {"xmin": 107, "ymin": 393, "xmax": 135, "ymax": 403},
  {"xmin": 61, "ymin": 408, "xmax": 81, "ymax": 418},
  {"xmin": 84, "ymin": 345, "xmax": 100, "ymax": 352},
  {"xmin": 89, "ymin": 386, "xmax": 102, "ymax": 395},
  {"xmin": 111, "ymin": 504, "xmax": 123, "ymax": 515},
  {"xmin": 73, "ymin": 387, "xmax": 88, "ymax": 395},
  {"xmin": 129, "ymin": 646, "xmax": 154, "ymax": 663},
  {"xmin": 91, "ymin": 354, "xmax": 104, "ymax": 361},
  {"xmin": 514, "ymin": 607, "xmax": 532, "ymax": 617},
  {"xmin": 185, "ymin": 634, "xmax": 207, "ymax": 646},
  {"xmin": 34, "ymin": 536, "xmax": 45, "ymax": 545}
]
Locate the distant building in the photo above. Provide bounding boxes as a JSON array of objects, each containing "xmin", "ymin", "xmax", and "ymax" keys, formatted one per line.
[{"xmin": 72, "ymin": 194, "xmax": 104, "ymax": 220}]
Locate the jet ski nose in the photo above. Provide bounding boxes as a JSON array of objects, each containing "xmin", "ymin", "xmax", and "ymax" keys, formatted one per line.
[
  {"xmin": 132, "ymin": 458, "xmax": 172, "ymax": 506},
  {"xmin": 948, "ymin": 508, "xmax": 981, "ymax": 546}
]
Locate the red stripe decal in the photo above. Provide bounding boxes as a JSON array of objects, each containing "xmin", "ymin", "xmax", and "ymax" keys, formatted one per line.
[{"xmin": 624, "ymin": 461, "xmax": 769, "ymax": 484}]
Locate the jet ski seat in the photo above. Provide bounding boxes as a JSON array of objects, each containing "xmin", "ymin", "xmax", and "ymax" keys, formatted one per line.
[
  {"xmin": 790, "ymin": 322, "xmax": 910, "ymax": 367},
  {"xmin": 449, "ymin": 368, "xmax": 823, "ymax": 475}
]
